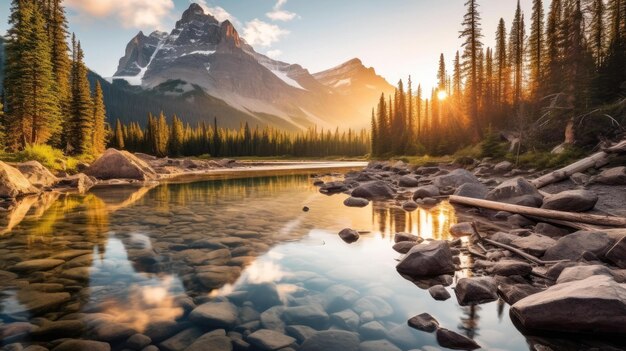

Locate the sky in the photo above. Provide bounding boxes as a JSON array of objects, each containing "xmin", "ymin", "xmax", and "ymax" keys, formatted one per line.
[{"xmin": 0, "ymin": 0, "xmax": 542, "ymax": 92}]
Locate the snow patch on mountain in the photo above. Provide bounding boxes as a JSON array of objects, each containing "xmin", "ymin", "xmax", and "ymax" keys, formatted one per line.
[{"xmin": 270, "ymin": 69, "xmax": 306, "ymax": 90}]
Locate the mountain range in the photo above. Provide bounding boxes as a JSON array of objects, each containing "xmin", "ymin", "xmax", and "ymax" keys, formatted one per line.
[{"xmin": 100, "ymin": 3, "xmax": 394, "ymax": 131}]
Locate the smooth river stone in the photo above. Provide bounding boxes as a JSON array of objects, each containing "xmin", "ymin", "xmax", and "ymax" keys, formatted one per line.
[{"xmin": 12, "ymin": 259, "xmax": 64, "ymax": 273}]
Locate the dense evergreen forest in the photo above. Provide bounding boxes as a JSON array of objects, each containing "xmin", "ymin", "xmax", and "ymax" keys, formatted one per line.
[
  {"xmin": 0, "ymin": 0, "xmax": 369, "ymax": 159},
  {"xmin": 372, "ymin": 0, "xmax": 626, "ymax": 157}
]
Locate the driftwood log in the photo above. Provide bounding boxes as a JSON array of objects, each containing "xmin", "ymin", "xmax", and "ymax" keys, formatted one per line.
[
  {"xmin": 531, "ymin": 139, "xmax": 626, "ymax": 189},
  {"xmin": 450, "ymin": 195, "xmax": 626, "ymax": 227}
]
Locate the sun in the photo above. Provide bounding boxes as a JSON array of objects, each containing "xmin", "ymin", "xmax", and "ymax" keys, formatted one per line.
[{"xmin": 437, "ymin": 90, "xmax": 448, "ymax": 101}]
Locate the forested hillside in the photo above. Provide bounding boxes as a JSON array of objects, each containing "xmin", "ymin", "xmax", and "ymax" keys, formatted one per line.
[{"xmin": 372, "ymin": 0, "xmax": 626, "ymax": 158}]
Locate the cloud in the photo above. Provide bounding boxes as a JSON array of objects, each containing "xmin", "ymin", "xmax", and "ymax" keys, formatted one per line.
[
  {"xmin": 242, "ymin": 19, "xmax": 289, "ymax": 47},
  {"xmin": 193, "ymin": 0, "xmax": 238, "ymax": 24},
  {"xmin": 266, "ymin": 49, "xmax": 283, "ymax": 58},
  {"xmin": 65, "ymin": 0, "xmax": 175, "ymax": 29},
  {"xmin": 266, "ymin": 0, "xmax": 299, "ymax": 22}
]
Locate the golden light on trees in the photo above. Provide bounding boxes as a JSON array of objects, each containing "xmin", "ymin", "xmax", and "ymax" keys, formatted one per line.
[{"xmin": 437, "ymin": 90, "xmax": 448, "ymax": 101}]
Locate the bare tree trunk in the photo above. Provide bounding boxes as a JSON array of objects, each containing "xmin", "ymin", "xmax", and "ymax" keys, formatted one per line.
[{"xmin": 564, "ymin": 116, "xmax": 576, "ymax": 145}]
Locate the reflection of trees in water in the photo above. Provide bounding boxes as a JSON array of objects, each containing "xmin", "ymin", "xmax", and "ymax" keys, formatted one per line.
[
  {"xmin": 458, "ymin": 304, "xmax": 481, "ymax": 340},
  {"xmin": 371, "ymin": 201, "xmax": 457, "ymax": 240}
]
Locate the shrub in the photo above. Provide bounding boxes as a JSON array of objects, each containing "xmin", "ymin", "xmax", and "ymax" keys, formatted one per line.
[{"xmin": 16, "ymin": 144, "xmax": 65, "ymax": 170}]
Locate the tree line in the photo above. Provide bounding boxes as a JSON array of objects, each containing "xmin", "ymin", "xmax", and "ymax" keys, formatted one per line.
[
  {"xmin": 373, "ymin": 0, "xmax": 626, "ymax": 157},
  {"xmin": 112, "ymin": 115, "xmax": 370, "ymax": 158},
  {"xmin": 0, "ymin": 0, "xmax": 107, "ymax": 155}
]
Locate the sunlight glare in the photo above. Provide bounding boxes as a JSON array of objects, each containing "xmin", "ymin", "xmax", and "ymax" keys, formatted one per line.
[{"xmin": 437, "ymin": 90, "xmax": 448, "ymax": 101}]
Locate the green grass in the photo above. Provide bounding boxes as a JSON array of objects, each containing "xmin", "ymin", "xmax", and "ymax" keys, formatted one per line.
[{"xmin": 0, "ymin": 144, "xmax": 94, "ymax": 173}]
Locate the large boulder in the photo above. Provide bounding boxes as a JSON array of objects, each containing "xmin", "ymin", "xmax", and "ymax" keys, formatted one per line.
[
  {"xmin": 433, "ymin": 169, "xmax": 481, "ymax": 189},
  {"xmin": 350, "ymin": 181, "xmax": 395, "ymax": 200},
  {"xmin": 453, "ymin": 183, "xmax": 488, "ymax": 199},
  {"xmin": 487, "ymin": 177, "xmax": 543, "ymax": 207},
  {"xmin": 398, "ymin": 175, "xmax": 419, "ymax": 187},
  {"xmin": 189, "ymin": 302, "xmax": 238, "ymax": 328},
  {"xmin": 85, "ymin": 148, "xmax": 157, "ymax": 180},
  {"xmin": 542, "ymin": 231, "xmax": 616, "ymax": 261},
  {"xmin": 396, "ymin": 241, "xmax": 455, "ymax": 277},
  {"xmin": 595, "ymin": 166, "xmax": 626, "ymax": 185},
  {"xmin": 454, "ymin": 277, "xmax": 498, "ymax": 305},
  {"xmin": 15, "ymin": 161, "xmax": 58, "ymax": 188},
  {"xmin": 541, "ymin": 189, "xmax": 598, "ymax": 212},
  {"xmin": 413, "ymin": 185, "xmax": 440, "ymax": 200},
  {"xmin": 510, "ymin": 275, "xmax": 626, "ymax": 334},
  {"xmin": 57, "ymin": 173, "xmax": 95, "ymax": 193},
  {"xmin": 491, "ymin": 232, "xmax": 556, "ymax": 257},
  {"xmin": 0, "ymin": 161, "xmax": 39, "ymax": 198}
]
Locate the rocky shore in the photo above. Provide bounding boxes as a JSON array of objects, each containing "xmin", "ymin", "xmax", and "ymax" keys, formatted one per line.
[{"xmin": 320, "ymin": 158, "xmax": 626, "ymax": 349}]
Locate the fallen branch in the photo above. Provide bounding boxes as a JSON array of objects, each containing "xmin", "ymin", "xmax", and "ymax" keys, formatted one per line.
[
  {"xmin": 531, "ymin": 139, "xmax": 626, "ymax": 189},
  {"xmin": 471, "ymin": 222, "xmax": 567, "ymax": 266},
  {"xmin": 450, "ymin": 195, "xmax": 626, "ymax": 227}
]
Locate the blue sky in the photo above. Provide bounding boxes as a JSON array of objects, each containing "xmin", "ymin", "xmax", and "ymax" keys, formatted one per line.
[{"xmin": 0, "ymin": 0, "xmax": 541, "ymax": 91}]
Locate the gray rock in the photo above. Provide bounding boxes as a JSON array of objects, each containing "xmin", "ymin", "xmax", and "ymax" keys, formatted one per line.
[
  {"xmin": 299, "ymin": 330, "xmax": 360, "ymax": 351},
  {"xmin": 338, "ymin": 228, "xmax": 360, "ymax": 244},
  {"xmin": 57, "ymin": 173, "xmax": 95, "ymax": 193},
  {"xmin": 358, "ymin": 321, "xmax": 387, "ymax": 340},
  {"xmin": 491, "ymin": 260, "xmax": 533, "ymax": 276},
  {"xmin": 491, "ymin": 232, "xmax": 556, "ymax": 257},
  {"xmin": 125, "ymin": 334, "xmax": 152, "ymax": 349},
  {"xmin": 185, "ymin": 329, "xmax": 232, "ymax": 351},
  {"xmin": 436, "ymin": 328, "xmax": 481, "ymax": 350},
  {"xmin": 144, "ymin": 320, "xmax": 189, "ymax": 343},
  {"xmin": 320, "ymin": 181, "xmax": 349, "ymax": 194},
  {"xmin": 486, "ymin": 177, "xmax": 543, "ymax": 207},
  {"xmin": 285, "ymin": 325, "xmax": 317, "ymax": 343},
  {"xmin": 351, "ymin": 181, "xmax": 395, "ymax": 200},
  {"xmin": 91, "ymin": 322, "xmax": 136, "ymax": 343},
  {"xmin": 449, "ymin": 222, "xmax": 474, "ymax": 237},
  {"xmin": 570, "ymin": 172, "xmax": 591, "ymax": 185},
  {"xmin": 4, "ymin": 291, "xmax": 71, "ymax": 316},
  {"xmin": 85, "ymin": 148, "xmax": 157, "ymax": 180},
  {"xmin": 541, "ymin": 189, "xmax": 598, "ymax": 212},
  {"xmin": 428, "ymin": 285, "xmax": 451, "ymax": 301},
  {"xmin": 413, "ymin": 185, "xmax": 440, "ymax": 200},
  {"xmin": 359, "ymin": 340, "xmax": 402, "ymax": 351},
  {"xmin": 282, "ymin": 305, "xmax": 329, "ymax": 329},
  {"xmin": 433, "ymin": 169, "xmax": 481, "ymax": 189},
  {"xmin": 246, "ymin": 283, "xmax": 282, "ymax": 311},
  {"xmin": 0, "ymin": 161, "xmax": 39, "ymax": 198},
  {"xmin": 353, "ymin": 296, "xmax": 393, "ymax": 318},
  {"xmin": 12, "ymin": 259, "xmax": 65, "ymax": 273},
  {"xmin": 393, "ymin": 232, "xmax": 420, "ymax": 243},
  {"xmin": 596, "ymin": 166, "xmax": 626, "ymax": 185},
  {"xmin": 247, "ymin": 329, "xmax": 295, "ymax": 350},
  {"xmin": 260, "ymin": 306, "xmax": 286, "ymax": 332},
  {"xmin": 497, "ymin": 283, "xmax": 542, "ymax": 305},
  {"xmin": 52, "ymin": 340, "xmax": 111, "ymax": 351},
  {"xmin": 392, "ymin": 241, "xmax": 417, "ymax": 254},
  {"xmin": 543, "ymin": 231, "xmax": 615, "ymax": 261},
  {"xmin": 30, "ymin": 320, "xmax": 84, "ymax": 340},
  {"xmin": 343, "ymin": 197, "xmax": 369, "ymax": 208},
  {"xmin": 454, "ymin": 277, "xmax": 498, "ymax": 305},
  {"xmin": 159, "ymin": 327, "xmax": 203, "ymax": 351},
  {"xmin": 15, "ymin": 161, "xmax": 58, "ymax": 188},
  {"xmin": 511, "ymin": 275, "xmax": 626, "ymax": 334},
  {"xmin": 507, "ymin": 214, "xmax": 536, "ymax": 228},
  {"xmin": 330, "ymin": 309, "xmax": 359, "ymax": 331},
  {"xmin": 396, "ymin": 241, "xmax": 455, "ymax": 277},
  {"xmin": 494, "ymin": 161, "xmax": 513, "ymax": 173},
  {"xmin": 402, "ymin": 200, "xmax": 418, "ymax": 211},
  {"xmin": 189, "ymin": 302, "xmax": 238, "ymax": 328},
  {"xmin": 453, "ymin": 183, "xmax": 488, "ymax": 199},
  {"xmin": 407, "ymin": 313, "xmax": 439, "ymax": 332},
  {"xmin": 398, "ymin": 175, "xmax": 419, "ymax": 187},
  {"xmin": 556, "ymin": 264, "xmax": 615, "ymax": 284},
  {"xmin": 534, "ymin": 223, "xmax": 569, "ymax": 238},
  {"xmin": 323, "ymin": 285, "xmax": 360, "ymax": 312}
]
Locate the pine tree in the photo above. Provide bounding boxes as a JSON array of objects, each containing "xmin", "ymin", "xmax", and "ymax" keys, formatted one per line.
[
  {"xmin": 597, "ymin": 0, "xmax": 626, "ymax": 100},
  {"xmin": 69, "ymin": 35, "xmax": 93, "ymax": 154},
  {"xmin": 495, "ymin": 18, "xmax": 509, "ymax": 108},
  {"xmin": 47, "ymin": 0, "xmax": 71, "ymax": 146},
  {"xmin": 437, "ymin": 54, "xmax": 446, "ymax": 91},
  {"xmin": 370, "ymin": 109, "xmax": 378, "ymax": 156},
  {"xmin": 91, "ymin": 81, "xmax": 106, "ymax": 154},
  {"xmin": 509, "ymin": 1, "xmax": 525, "ymax": 105},
  {"xmin": 453, "ymin": 51, "xmax": 462, "ymax": 98},
  {"xmin": 114, "ymin": 119, "xmax": 124, "ymax": 149},
  {"xmin": 4, "ymin": 1, "xmax": 60, "ymax": 148},
  {"xmin": 169, "ymin": 115, "xmax": 184, "ymax": 156},
  {"xmin": 589, "ymin": 0, "xmax": 606, "ymax": 67},
  {"xmin": 376, "ymin": 94, "xmax": 388, "ymax": 154},
  {"xmin": 460, "ymin": 0, "xmax": 484, "ymax": 139},
  {"xmin": 545, "ymin": 0, "xmax": 564, "ymax": 94},
  {"xmin": 529, "ymin": 0, "xmax": 545, "ymax": 97},
  {"xmin": 416, "ymin": 84, "xmax": 422, "ymax": 139}
]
